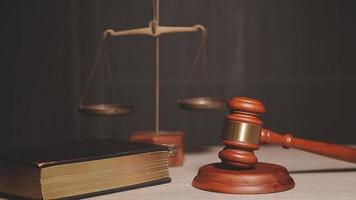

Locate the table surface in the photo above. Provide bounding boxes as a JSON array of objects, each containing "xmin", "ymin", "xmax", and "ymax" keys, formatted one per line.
[
  {"xmin": 84, "ymin": 145, "xmax": 356, "ymax": 200},
  {"xmin": 1, "ymin": 145, "xmax": 354, "ymax": 200}
]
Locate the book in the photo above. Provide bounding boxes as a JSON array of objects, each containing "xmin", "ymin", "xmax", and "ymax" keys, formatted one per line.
[{"xmin": 0, "ymin": 140, "xmax": 171, "ymax": 199}]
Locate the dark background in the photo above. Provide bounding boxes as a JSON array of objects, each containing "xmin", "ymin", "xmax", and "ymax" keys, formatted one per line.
[{"xmin": 2, "ymin": 0, "xmax": 356, "ymax": 149}]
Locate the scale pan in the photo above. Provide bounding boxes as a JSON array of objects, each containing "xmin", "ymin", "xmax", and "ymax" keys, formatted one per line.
[
  {"xmin": 78, "ymin": 104, "xmax": 133, "ymax": 116},
  {"xmin": 178, "ymin": 97, "xmax": 226, "ymax": 110}
]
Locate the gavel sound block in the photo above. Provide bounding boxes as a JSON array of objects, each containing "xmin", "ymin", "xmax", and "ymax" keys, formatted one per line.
[{"xmin": 192, "ymin": 97, "xmax": 356, "ymax": 194}]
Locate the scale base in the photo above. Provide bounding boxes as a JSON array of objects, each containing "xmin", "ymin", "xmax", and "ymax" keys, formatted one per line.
[
  {"xmin": 129, "ymin": 131, "xmax": 184, "ymax": 167},
  {"xmin": 192, "ymin": 162, "xmax": 294, "ymax": 194}
]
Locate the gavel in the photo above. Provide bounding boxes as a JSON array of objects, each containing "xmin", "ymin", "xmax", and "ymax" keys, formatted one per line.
[
  {"xmin": 219, "ymin": 97, "xmax": 356, "ymax": 168},
  {"xmin": 192, "ymin": 96, "xmax": 356, "ymax": 194}
]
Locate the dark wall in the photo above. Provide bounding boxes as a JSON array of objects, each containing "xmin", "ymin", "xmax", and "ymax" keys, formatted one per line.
[{"xmin": 2, "ymin": 0, "xmax": 356, "ymax": 149}]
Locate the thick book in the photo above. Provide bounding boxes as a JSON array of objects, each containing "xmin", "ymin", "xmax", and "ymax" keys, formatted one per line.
[{"xmin": 0, "ymin": 140, "xmax": 171, "ymax": 199}]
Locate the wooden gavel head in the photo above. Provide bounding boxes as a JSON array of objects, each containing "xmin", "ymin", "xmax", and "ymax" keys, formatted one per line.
[{"xmin": 219, "ymin": 97, "xmax": 266, "ymax": 169}]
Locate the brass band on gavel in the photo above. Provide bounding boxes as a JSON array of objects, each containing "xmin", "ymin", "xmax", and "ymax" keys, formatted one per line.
[{"xmin": 221, "ymin": 120, "xmax": 262, "ymax": 145}]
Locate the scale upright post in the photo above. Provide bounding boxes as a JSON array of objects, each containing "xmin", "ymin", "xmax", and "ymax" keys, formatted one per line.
[
  {"xmin": 153, "ymin": 0, "xmax": 160, "ymax": 134},
  {"xmin": 131, "ymin": 0, "xmax": 185, "ymax": 167}
]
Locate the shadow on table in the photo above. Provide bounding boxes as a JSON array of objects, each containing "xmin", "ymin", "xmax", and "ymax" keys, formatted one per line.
[{"xmin": 289, "ymin": 168, "xmax": 356, "ymax": 174}]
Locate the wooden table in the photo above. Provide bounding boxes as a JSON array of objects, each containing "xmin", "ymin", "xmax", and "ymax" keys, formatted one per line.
[{"xmin": 90, "ymin": 145, "xmax": 356, "ymax": 199}]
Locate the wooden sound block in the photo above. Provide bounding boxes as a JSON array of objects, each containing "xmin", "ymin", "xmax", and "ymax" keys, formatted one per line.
[
  {"xmin": 192, "ymin": 162, "xmax": 295, "ymax": 194},
  {"xmin": 129, "ymin": 131, "xmax": 184, "ymax": 167}
]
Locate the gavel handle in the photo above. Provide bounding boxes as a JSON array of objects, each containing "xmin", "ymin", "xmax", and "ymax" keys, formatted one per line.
[{"xmin": 260, "ymin": 129, "xmax": 356, "ymax": 163}]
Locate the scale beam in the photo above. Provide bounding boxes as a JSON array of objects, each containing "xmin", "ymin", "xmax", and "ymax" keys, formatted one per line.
[{"xmin": 102, "ymin": 22, "xmax": 206, "ymax": 38}]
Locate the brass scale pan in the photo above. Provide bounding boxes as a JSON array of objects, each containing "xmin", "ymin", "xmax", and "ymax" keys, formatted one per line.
[
  {"xmin": 178, "ymin": 97, "xmax": 226, "ymax": 111},
  {"xmin": 79, "ymin": 104, "xmax": 133, "ymax": 117},
  {"xmin": 78, "ymin": 97, "xmax": 225, "ymax": 117}
]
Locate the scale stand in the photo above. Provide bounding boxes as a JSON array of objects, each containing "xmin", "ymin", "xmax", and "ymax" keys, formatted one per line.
[
  {"xmin": 78, "ymin": 0, "xmax": 223, "ymax": 167},
  {"xmin": 102, "ymin": 0, "xmax": 206, "ymax": 167}
]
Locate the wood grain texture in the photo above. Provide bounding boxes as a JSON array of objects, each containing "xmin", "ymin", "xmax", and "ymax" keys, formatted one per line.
[
  {"xmin": 260, "ymin": 129, "xmax": 356, "ymax": 163},
  {"xmin": 192, "ymin": 162, "xmax": 294, "ymax": 194},
  {"xmin": 218, "ymin": 140, "xmax": 258, "ymax": 168}
]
